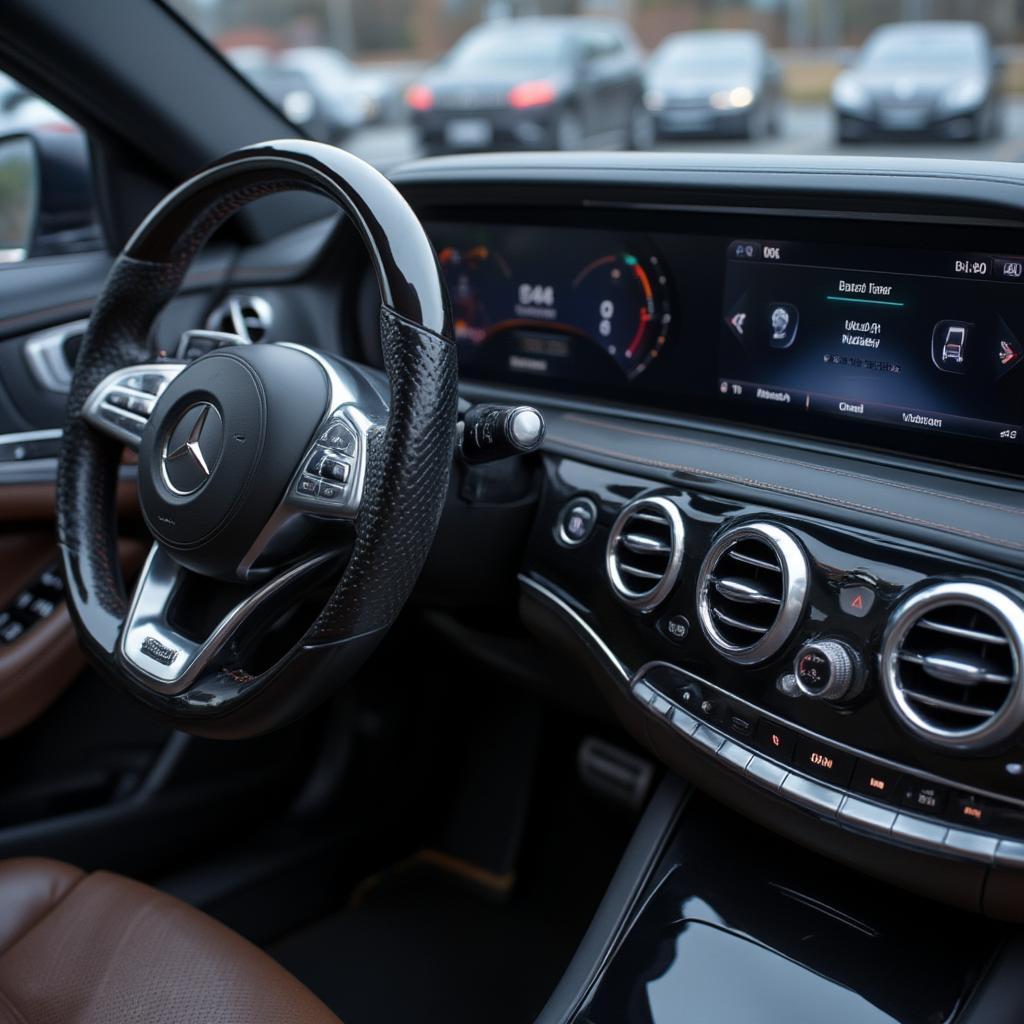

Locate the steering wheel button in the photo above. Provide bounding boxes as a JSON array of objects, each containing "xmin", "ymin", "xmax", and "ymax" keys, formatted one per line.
[
  {"xmin": 296, "ymin": 476, "xmax": 320, "ymax": 497},
  {"xmin": 319, "ymin": 483, "xmax": 343, "ymax": 501},
  {"xmin": 321, "ymin": 459, "xmax": 349, "ymax": 483},
  {"xmin": 320, "ymin": 423, "xmax": 355, "ymax": 451}
]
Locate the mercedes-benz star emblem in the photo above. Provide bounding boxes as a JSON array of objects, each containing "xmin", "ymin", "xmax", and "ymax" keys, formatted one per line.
[{"xmin": 161, "ymin": 402, "xmax": 224, "ymax": 495}]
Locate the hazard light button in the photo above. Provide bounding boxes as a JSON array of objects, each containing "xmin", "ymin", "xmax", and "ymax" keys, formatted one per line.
[{"xmin": 839, "ymin": 584, "xmax": 875, "ymax": 619}]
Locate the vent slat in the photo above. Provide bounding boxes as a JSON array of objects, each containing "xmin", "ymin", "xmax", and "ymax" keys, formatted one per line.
[
  {"xmin": 711, "ymin": 607, "xmax": 768, "ymax": 634},
  {"xmin": 619, "ymin": 533, "xmax": 672, "ymax": 556},
  {"xmin": 726, "ymin": 550, "xmax": 782, "ymax": 573},
  {"xmin": 915, "ymin": 618, "xmax": 1009, "ymax": 646},
  {"xmin": 618, "ymin": 564, "xmax": 664, "ymax": 582},
  {"xmin": 712, "ymin": 576, "xmax": 782, "ymax": 607},
  {"xmin": 902, "ymin": 690, "xmax": 996, "ymax": 720}
]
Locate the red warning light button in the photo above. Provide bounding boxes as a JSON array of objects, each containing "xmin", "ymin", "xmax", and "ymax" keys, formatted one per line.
[{"xmin": 839, "ymin": 584, "xmax": 875, "ymax": 619}]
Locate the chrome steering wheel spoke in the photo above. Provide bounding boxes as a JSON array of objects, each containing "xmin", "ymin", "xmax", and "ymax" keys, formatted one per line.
[
  {"xmin": 82, "ymin": 362, "xmax": 186, "ymax": 450},
  {"xmin": 120, "ymin": 544, "xmax": 334, "ymax": 693},
  {"xmin": 235, "ymin": 346, "xmax": 387, "ymax": 581}
]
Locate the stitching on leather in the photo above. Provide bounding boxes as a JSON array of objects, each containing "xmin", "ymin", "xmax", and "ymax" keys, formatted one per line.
[
  {"xmin": 562, "ymin": 413, "xmax": 1024, "ymax": 518},
  {"xmin": 546, "ymin": 432, "xmax": 1024, "ymax": 552}
]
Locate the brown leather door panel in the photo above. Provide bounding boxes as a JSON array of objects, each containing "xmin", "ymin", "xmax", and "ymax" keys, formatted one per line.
[{"xmin": 0, "ymin": 485, "xmax": 143, "ymax": 736}]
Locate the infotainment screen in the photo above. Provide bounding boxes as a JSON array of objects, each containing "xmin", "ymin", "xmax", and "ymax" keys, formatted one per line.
[{"xmin": 718, "ymin": 239, "xmax": 1024, "ymax": 446}]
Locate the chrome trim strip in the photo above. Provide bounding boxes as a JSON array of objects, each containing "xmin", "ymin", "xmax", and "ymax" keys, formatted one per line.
[
  {"xmin": 518, "ymin": 573, "xmax": 630, "ymax": 682},
  {"xmin": 634, "ymin": 658, "xmax": 1024, "ymax": 812},
  {"xmin": 0, "ymin": 427, "xmax": 62, "ymax": 450}
]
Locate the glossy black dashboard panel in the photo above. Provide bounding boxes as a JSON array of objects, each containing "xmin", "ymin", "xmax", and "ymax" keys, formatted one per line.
[
  {"xmin": 578, "ymin": 794, "xmax": 1000, "ymax": 1024},
  {"xmin": 422, "ymin": 207, "xmax": 1024, "ymax": 476}
]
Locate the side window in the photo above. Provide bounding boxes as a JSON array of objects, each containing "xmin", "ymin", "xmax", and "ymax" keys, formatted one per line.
[{"xmin": 0, "ymin": 70, "xmax": 102, "ymax": 263}]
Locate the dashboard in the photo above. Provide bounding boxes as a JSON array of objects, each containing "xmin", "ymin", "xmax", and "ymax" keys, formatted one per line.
[
  {"xmin": 425, "ymin": 212, "xmax": 1024, "ymax": 476},
  {"xmin": 389, "ymin": 154, "xmax": 1024, "ymax": 922}
]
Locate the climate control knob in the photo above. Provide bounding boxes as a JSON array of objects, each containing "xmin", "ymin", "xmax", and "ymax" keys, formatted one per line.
[{"xmin": 793, "ymin": 640, "xmax": 860, "ymax": 701}]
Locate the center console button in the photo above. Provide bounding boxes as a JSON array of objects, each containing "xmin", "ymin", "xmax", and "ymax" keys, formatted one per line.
[
  {"xmin": 839, "ymin": 584, "xmax": 875, "ymax": 618},
  {"xmin": 892, "ymin": 814, "xmax": 949, "ymax": 851},
  {"xmin": 838, "ymin": 796, "xmax": 898, "ymax": 835},
  {"xmin": 754, "ymin": 719, "xmax": 797, "ymax": 764},
  {"xmin": 850, "ymin": 760, "xmax": 901, "ymax": 805},
  {"xmin": 781, "ymin": 774, "xmax": 843, "ymax": 816},
  {"xmin": 793, "ymin": 738, "xmax": 856, "ymax": 787},
  {"xmin": 900, "ymin": 780, "xmax": 949, "ymax": 816},
  {"xmin": 951, "ymin": 793, "xmax": 994, "ymax": 829},
  {"xmin": 793, "ymin": 639, "xmax": 860, "ymax": 701},
  {"xmin": 556, "ymin": 497, "xmax": 597, "ymax": 546},
  {"xmin": 746, "ymin": 755, "xmax": 788, "ymax": 791},
  {"xmin": 658, "ymin": 613, "xmax": 690, "ymax": 644}
]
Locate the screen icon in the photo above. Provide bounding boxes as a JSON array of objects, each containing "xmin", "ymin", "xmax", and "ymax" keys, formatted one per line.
[
  {"xmin": 768, "ymin": 302, "xmax": 799, "ymax": 349},
  {"xmin": 931, "ymin": 320, "xmax": 972, "ymax": 374},
  {"xmin": 996, "ymin": 316, "xmax": 1023, "ymax": 377}
]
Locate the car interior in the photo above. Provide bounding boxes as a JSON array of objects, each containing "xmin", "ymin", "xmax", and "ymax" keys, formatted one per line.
[{"xmin": 1, "ymin": 2, "xmax": 1024, "ymax": 1023}]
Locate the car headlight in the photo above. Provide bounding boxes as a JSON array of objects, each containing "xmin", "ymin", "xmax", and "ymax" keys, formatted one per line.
[
  {"xmin": 832, "ymin": 77, "xmax": 868, "ymax": 113},
  {"xmin": 940, "ymin": 77, "xmax": 987, "ymax": 113},
  {"xmin": 710, "ymin": 85, "xmax": 754, "ymax": 110},
  {"xmin": 282, "ymin": 89, "xmax": 315, "ymax": 125},
  {"xmin": 643, "ymin": 89, "xmax": 666, "ymax": 112}
]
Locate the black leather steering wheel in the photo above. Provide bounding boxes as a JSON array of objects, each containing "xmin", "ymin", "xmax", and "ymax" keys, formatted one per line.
[{"xmin": 56, "ymin": 140, "xmax": 457, "ymax": 738}]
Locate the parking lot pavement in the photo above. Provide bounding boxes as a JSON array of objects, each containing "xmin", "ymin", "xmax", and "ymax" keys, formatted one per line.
[{"xmin": 344, "ymin": 99, "xmax": 1024, "ymax": 175}]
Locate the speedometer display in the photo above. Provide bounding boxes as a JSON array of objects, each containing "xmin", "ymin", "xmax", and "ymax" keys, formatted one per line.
[{"xmin": 430, "ymin": 222, "xmax": 671, "ymax": 386}]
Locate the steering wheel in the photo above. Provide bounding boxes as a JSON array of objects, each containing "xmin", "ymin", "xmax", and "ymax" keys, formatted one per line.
[{"xmin": 56, "ymin": 140, "xmax": 456, "ymax": 738}]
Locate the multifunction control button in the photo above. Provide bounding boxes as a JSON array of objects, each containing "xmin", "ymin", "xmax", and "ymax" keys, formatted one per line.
[
  {"xmin": 793, "ymin": 639, "xmax": 860, "ymax": 701},
  {"xmin": 557, "ymin": 497, "xmax": 598, "ymax": 546},
  {"xmin": 794, "ymin": 738, "xmax": 855, "ymax": 787}
]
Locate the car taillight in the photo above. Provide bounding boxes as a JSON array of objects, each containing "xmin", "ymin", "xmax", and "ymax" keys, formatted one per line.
[
  {"xmin": 405, "ymin": 84, "xmax": 434, "ymax": 111},
  {"xmin": 507, "ymin": 80, "xmax": 557, "ymax": 109}
]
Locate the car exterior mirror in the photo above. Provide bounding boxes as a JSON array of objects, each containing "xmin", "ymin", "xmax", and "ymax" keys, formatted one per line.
[
  {"xmin": 0, "ymin": 134, "xmax": 38, "ymax": 262},
  {"xmin": 0, "ymin": 128, "xmax": 99, "ymax": 263}
]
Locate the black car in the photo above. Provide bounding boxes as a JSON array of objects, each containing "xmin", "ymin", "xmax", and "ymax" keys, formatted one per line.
[
  {"xmin": 405, "ymin": 17, "xmax": 651, "ymax": 154},
  {"xmin": 832, "ymin": 20, "xmax": 1003, "ymax": 141},
  {"xmin": 644, "ymin": 30, "xmax": 781, "ymax": 139}
]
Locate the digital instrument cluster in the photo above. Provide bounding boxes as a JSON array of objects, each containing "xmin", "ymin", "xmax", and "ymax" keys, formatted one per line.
[{"xmin": 429, "ymin": 222, "xmax": 671, "ymax": 386}]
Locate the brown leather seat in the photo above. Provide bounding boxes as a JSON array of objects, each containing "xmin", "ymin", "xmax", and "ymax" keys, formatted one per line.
[{"xmin": 0, "ymin": 858, "xmax": 340, "ymax": 1023}]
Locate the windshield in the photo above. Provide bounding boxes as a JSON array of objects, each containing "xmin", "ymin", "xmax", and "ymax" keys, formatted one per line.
[
  {"xmin": 446, "ymin": 27, "xmax": 568, "ymax": 69},
  {"xmin": 652, "ymin": 39, "xmax": 758, "ymax": 74},
  {"xmin": 861, "ymin": 30, "xmax": 985, "ymax": 69},
  {"xmin": 165, "ymin": 3, "xmax": 1013, "ymax": 171}
]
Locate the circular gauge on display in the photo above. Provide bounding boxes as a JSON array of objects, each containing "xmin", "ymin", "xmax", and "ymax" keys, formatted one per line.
[
  {"xmin": 571, "ymin": 252, "xmax": 671, "ymax": 380},
  {"xmin": 438, "ymin": 244, "xmax": 512, "ymax": 347}
]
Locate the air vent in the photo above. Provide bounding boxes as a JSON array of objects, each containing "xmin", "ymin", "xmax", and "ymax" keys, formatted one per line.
[
  {"xmin": 205, "ymin": 294, "xmax": 273, "ymax": 343},
  {"xmin": 697, "ymin": 522, "xmax": 808, "ymax": 665},
  {"xmin": 606, "ymin": 497, "xmax": 684, "ymax": 611},
  {"xmin": 881, "ymin": 582, "xmax": 1024, "ymax": 750}
]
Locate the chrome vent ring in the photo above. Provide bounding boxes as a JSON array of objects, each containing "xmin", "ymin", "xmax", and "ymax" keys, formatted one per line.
[
  {"xmin": 697, "ymin": 522, "xmax": 808, "ymax": 665},
  {"xmin": 881, "ymin": 581, "xmax": 1024, "ymax": 750},
  {"xmin": 606, "ymin": 496, "xmax": 684, "ymax": 612}
]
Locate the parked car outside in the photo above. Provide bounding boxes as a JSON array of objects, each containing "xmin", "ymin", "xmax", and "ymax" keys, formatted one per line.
[
  {"xmin": 644, "ymin": 30, "xmax": 781, "ymax": 139},
  {"xmin": 405, "ymin": 16, "xmax": 652, "ymax": 155},
  {"xmin": 831, "ymin": 20, "xmax": 1003, "ymax": 142},
  {"xmin": 280, "ymin": 46, "xmax": 397, "ymax": 127}
]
